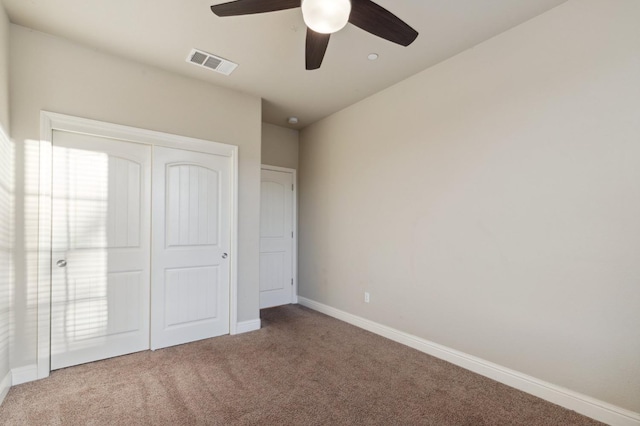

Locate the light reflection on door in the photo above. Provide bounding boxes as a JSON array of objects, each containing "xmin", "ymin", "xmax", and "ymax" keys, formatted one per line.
[
  {"xmin": 51, "ymin": 131, "xmax": 150, "ymax": 370},
  {"xmin": 52, "ymin": 147, "xmax": 109, "ymax": 348}
]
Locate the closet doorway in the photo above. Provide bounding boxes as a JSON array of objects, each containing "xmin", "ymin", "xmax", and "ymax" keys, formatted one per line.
[{"xmin": 38, "ymin": 112, "xmax": 238, "ymax": 377}]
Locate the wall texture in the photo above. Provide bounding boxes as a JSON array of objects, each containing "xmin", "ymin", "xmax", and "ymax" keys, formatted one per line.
[
  {"xmin": 261, "ymin": 123, "xmax": 299, "ymax": 170},
  {"xmin": 299, "ymin": 0, "xmax": 640, "ymax": 413},
  {"xmin": 0, "ymin": 3, "xmax": 11, "ymax": 400},
  {"xmin": 9, "ymin": 25, "xmax": 262, "ymax": 370}
]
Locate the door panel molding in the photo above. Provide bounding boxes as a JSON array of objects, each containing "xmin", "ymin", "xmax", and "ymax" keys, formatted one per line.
[{"xmin": 38, "ymin": 111, "xmax": 239, "ymax": 380}]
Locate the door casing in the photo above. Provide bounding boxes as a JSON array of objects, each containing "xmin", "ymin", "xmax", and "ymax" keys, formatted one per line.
[{"xmin": 37, "ymin": 111, "xmax": 239, "ymax": 380}]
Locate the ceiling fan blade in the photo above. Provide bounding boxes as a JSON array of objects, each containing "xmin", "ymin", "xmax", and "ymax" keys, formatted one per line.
[
  {"xmin": 349, "ymin": 0, "xmax": 418, "ymax": 46},
  {"xmin": 306, "ymin": 29, "xmax": 330, "ymax": 70},
  {"xmin": 211, "ymin": 0, "xmax": 300, "ymax": 17}
]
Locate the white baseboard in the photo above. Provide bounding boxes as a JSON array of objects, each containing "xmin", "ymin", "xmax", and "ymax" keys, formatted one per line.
[
  {"xmin": 11, "ymin": 364, "xmax": 38, "ymax": 386},
  {"xmin": 0, "ymin": 370, "xmax": 10, "ymax": 405},
  {"xmin": 298, "ymin": 297, "xmax": 640, "ymax": 426},
  {"xmin": 234, "ymin": 318, "xmax": 261, "ymax": 335}
]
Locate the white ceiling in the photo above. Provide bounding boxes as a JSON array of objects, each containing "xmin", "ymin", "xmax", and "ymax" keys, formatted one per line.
[{"xmin": 3, "ymin": 0, "xmax": 567, "ymax": 129}]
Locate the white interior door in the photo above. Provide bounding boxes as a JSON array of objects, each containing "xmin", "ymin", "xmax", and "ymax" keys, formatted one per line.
[
  {"xmin": 51, "ymin": 130, "xmax": 151, "ymax": 370},
  {"xmin": 260, "ymin": 168, "xmax": 294, "ymax": 308},
  {"xmin": 151, "ymin": 146, "xmax": 230, "ymax": 350}
]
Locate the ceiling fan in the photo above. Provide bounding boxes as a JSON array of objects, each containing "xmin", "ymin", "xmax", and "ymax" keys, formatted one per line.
[{"xmin": 210, "ymin": 0, "xmax": 418, "ymax": 70}]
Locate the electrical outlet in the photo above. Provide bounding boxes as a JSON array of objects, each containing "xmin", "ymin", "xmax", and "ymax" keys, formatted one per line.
[{"xmin": 364, "ymin": 292, "xmax": 370, "ymax": 303}]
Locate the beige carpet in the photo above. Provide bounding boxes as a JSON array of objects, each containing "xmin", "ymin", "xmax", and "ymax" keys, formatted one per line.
[{"xmin": 0, "ymin": 305, "xmax": 600, "ymax": 425}]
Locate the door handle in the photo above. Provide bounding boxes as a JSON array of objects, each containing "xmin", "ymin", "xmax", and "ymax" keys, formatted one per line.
[
  {"xmin": 56, "ymin": 259, "xmax": 67, "ymax": 268},
  {"xmin": 222, "ymin": 253, "xmax": 228, "ymax": 259}
]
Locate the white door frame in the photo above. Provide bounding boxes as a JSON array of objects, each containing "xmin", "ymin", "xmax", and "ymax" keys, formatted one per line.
[
  {"xmin": 37, "ymin": 111, "xmax": 239, "ymax": 380},
  {"xmin": 260, "ymin": 165, "xmax": 298, "ymax": 305}
]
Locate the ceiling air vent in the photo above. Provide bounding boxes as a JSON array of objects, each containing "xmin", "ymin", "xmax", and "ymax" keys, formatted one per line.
[{"xmin": 187, "ymin": 49, "xmax": 238, "ymax": 76}]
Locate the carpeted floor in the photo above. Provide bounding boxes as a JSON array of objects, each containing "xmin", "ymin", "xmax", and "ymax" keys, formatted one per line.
[{"xmin": 0, "ymin": 304, "xmax": 600, "ymax": 425}]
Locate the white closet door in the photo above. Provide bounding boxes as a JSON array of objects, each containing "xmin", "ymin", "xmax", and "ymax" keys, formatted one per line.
[
  {"xmin": 151, "ymin": 146, "xmax": 230, "ymax": 350},
  {"xmin": 259, "ymin": 169, "xmax": 294, "ymax": 308},
  {"xmin": 51, "ymin": 131, "xmax": 151, "ymax": 370}
]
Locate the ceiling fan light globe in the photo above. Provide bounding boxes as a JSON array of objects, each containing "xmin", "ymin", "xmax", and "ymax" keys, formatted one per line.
[{"xmin": 302, "ymin": 0, "xmax": 351, "ymax": 34}]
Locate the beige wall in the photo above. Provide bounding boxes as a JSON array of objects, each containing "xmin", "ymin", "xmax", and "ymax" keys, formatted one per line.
[
  {"xmin": 9, "ymin": 25, "xmax": 262, "ymax": 369},
  {"xmin": 261, "ymin": 123, "xmax": 299, "ymax": 169},
  {"xmin": 0, "ymin": 4, "xmax": 8, "ymax": 131},
  {"xmin": 0, "ymin": 3, "xmax": 11, "ymax": 393},
  {"xmin": 299, "ymin": 0, "xmax": 640, "ymax": 413},
  {"xmin": 0, "ymin": 127, "xmax": 10, "ymax": 393}
]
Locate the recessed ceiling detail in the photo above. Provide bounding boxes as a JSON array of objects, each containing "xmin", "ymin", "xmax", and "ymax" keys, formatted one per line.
[{"xmin": 187, "ymin": 48, "xmax": 238, "ymax": 76}]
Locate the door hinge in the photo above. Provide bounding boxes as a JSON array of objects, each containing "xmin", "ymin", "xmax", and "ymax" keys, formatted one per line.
[
  {"xmin": 291, "ymin": 278, "xmax": 293, "ymax": 286},
  {"xmin": 292, "ymin": 184, "xmax": 294, "ymax": 191},
  {"xmin": 291, "ymin": 231, "xmax": 294, "ymax": 238}
]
